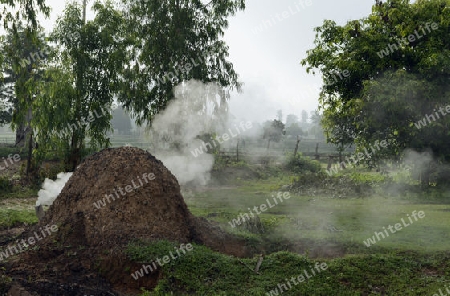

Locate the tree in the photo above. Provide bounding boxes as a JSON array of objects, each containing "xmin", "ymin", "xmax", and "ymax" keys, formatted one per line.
[
  {"xmin": 34, "ymin": 1, "xmax": 127, "ymax": 170},
  {"xmin": 263, "ymin": 119, "xmax": 285, "ymax": 149},
  {"xmin": 0, "ymin": 0, "xmax": 50, "ymax": 78},
  {"xmin": 0, "ymin": 97, "xmax": 12, "ymax": 125},
  {"xmin": 285, "ymin": 114, "xmax": 298, "ymax": 127},
  {"xmin": 301, "ymin": 110, "xmax": 308, "ymax": 124},
  {"xmin": 301, "ymin": 0, "xmax": 450, "ymax": 184},
  {"xmin": 0, "ymin": 0, "xmax": 49, "ymax": 30},
  {"xmin": 117, "ymin": 0, "xmax": 245, "ymax": 125},
  {"xmin": 0, "ymin": 74, "xmax": 14, "ymax": 126},
  {"xmin": 285, "ymin": 123, "xmax": 304, "ymax": 137},
  {"xmin": 1, "ymin": 24, "xmax": 48, "ymax": 149},
  {"xmin": 0, "ymin": 0, "xmax": 49, "ymax": 175},
  {"xmin": 276, "ymin": 109, "xmax": 283, "ymax": 122}
]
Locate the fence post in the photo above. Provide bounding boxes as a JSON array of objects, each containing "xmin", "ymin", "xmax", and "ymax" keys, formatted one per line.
[{"xmin": 236, "ymin": 138, "xmax": 239, "ymax": 162}]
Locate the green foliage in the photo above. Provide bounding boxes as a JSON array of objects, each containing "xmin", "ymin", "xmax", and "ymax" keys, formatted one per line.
[
  {"xmin": 0, "ymin": 208, "xmax": 38, "ymax": 228},
  {"xmin": 285, "ymin": 122, "xmax": 304, "ymax": 137},
  {"xmin": 0, "ymin": 176, "xmax": 12, "ymax": 193},
  {"xmin": 118, "ymin": 0, "xmax": 245, "ymax": 124},
  {"xmin": 348, "ymin": 171, "xmax": 388, "ymax": 186},
  {"xmin": 302, "ymin": 0, "xmax": 450, "ymax": 163},
  {"xmin": 263, "ymin": 119, "xmax": 285, "ymax": 144},
  {"xmin": 0, "ymin": 0, "xmax": 49, "ymax": 31},
  {"xmin": 37, "ymin": 161, "xmax": 65, "ymax": 182},
  {"xmin": 212, "ymin": 153, "xmax": 248, "ymax": 171},
  {"xmin": 128, "ymin": 239, "xmax": 450, "ymax": 295},
  {"xmin": 34, "ymin": 1, "xmax": 126, "ymax": 170},
  {"xmin": 285, "ymin": 153, "xmax": 322, "ymax": 174}
]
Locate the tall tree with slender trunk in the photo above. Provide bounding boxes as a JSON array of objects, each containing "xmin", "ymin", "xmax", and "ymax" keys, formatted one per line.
[{"xmin": 118, "ymin": 0, "xmax": 245, "ymax": 125}]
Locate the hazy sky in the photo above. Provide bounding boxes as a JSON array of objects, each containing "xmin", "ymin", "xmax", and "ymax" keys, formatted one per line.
[{"xmin": 37, "ymin": 0, "xmax": 376, "ymax": 123}]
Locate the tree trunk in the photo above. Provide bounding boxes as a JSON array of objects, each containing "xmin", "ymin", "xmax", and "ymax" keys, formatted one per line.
[
  {"xmin": 236, "ymin": 138, "xmax": 239, "ymax": 162},
  {"xmin": 15, "ymin": 123, "xmax": 28, "ymax": 147},
  {"xmin": 25, "ymin": 106, "xmax": 34, "ymax": 175},
  {"xmin": 68, "ymin": 133, "xmax": 82, "ymax": 171},
  {"xmin": 315, "ymin": 143, "xmax": 320, "ymax": 160},
  {"xmin": 293, "ymin": 136, "xmax": 300, "ymax": 156},
  {"xmin": 26, "ymin": 131, "xmax": 33, "ymax": 175}
]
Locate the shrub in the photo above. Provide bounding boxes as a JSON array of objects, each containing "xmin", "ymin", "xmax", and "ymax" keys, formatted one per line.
[
  {"xmin": 285, "ymin": 153, "xmax": 322, "ymax": 174},
  {"xmin": 0, "ymin": 176, "xmax": 12, "ymax": 193}
]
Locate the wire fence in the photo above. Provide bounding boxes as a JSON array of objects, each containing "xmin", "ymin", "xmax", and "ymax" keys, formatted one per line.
[{"xmin": 0, "ymin": 133, "xmax": 355, "ymax": 159}]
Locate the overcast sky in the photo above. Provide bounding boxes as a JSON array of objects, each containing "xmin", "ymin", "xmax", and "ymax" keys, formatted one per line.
[{"xmin": 37, "ymin": 0, "xmax": 376, "ymax": 123}]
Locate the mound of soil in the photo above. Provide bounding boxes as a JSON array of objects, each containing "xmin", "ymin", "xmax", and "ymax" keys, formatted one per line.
[{"xmin": 2, "ymin": 147, "xmax": 257, "ymax": 295}]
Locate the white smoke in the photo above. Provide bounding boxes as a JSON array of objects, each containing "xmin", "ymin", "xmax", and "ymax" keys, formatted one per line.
[
  {"xmin": 147, "ymin": 80, "xmax": 228, "ymax": 186},
  {"xmin": 36, "ymin": 172, "xmax": 73, "ymax": 206}
]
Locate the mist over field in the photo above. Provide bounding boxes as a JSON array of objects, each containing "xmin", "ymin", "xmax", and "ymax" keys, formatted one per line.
[{"xmin": 1, "ymin": 0, "xmax": 450, "ymax": 295}]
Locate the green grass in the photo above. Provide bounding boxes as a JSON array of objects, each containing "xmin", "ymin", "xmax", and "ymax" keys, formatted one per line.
[
  {"xmin": 0, "ymin": 146, "xmax": 28, "ymax": 160},
  {"xmin": 0, "ymin": 208, "xmax": 38, "ymax": 228},
  {"xmin": 1, "ymin": 161, "xmax": 449, "ymax": 295},
  {"xmin": 185, "ymin": 174, "xmax": 450, "ymax": 253},
  {"xmin": 0, "ymin": 187, "xmax": 38, "ymax": 200},
  {"xmin": 127, "ymin": 240, "xmax": 450, "ymax": 295}
]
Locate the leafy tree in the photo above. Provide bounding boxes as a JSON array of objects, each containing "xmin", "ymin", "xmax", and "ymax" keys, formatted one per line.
[
  {"xmin": 285, "ymin": 114, "xmax": 299, "ymax": 127},
  {"xmin": 1, "ymin": 24, "xmax": 48, "ymax": 150},
  {"xmin": 0, "ymin": 77, "xmax": 14, "ymax": 126},
  {"xmin": 301, "ymin": 0, "xmax": 450, "ymax": 184},
  {"xmin": 118, "ymin": 0, "xmax": 245, "ymax": 125},
  {"xmin": 34, "ymin": 1, "xmax": 127, "ymax": 170},
  {"xmin": 301, "ymin": 110, "xmax": 308, "ymax": 124},
  {"xmin": 0, "ymin": 0, "xmax": 49, "ymax": 30},
  {"xmin": 308, "ymin": 110, "xmax": 325, "ymax": 140},
  {"xmin": 276, "ymin": 109, "xmax": 283, "ymax": 122},
  {"xmin": 263, "ymin": 119, "xmax": 285, "ymax": 149},
  {"xmin": 285, "ymin": 122, "xmax": 305, "ymax": 137},
  {"xmin": 0, "ymin": 0, "xmax": 50, "ymax": 79},
  {"xmin": 0, "ymin": 0, "xmax": 49, "ymax": 174}
]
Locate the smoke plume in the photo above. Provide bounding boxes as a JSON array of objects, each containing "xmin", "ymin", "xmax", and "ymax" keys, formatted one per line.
[{"xmin": 36, "ymin": 172, "xmax": 73, "ymax": 206}]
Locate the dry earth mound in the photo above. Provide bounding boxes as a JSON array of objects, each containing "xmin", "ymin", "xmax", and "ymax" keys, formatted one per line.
[{"xmin": 3, "ymin": 147, "xmax": 255, "ymax": 295}]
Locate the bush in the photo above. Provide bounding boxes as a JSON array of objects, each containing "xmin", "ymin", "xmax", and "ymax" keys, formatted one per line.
[
  {"xmin": 285, "ymin": 153, "xmax": 322, "ymax": 174},
  {"xmin": 0, "ymin": 176, "xmax": 12, "ymax": 193}
]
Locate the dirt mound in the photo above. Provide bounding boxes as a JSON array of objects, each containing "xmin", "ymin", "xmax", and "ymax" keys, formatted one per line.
[
  {"xmin": 3, "ymin": 147, "xmax": 255, "ymax": 295},
  {"xmin": 42, "ymin": 147, "xmax": 195, "ymax": 245}
]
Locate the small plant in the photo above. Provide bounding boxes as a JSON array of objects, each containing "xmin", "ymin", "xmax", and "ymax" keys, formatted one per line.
[
  {"xmin": 285, "ymin": 153, "xmax": 322, "ymax": 174},
  {"xmin": 0, "ymin": 176, "xmax": 12, "ymax": 193}
]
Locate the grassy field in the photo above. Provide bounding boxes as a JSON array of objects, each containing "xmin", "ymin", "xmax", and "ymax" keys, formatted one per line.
[
  {"xmin": 185, "ymin": 178, "xmax": 450, "ymax": 253},
  {"xmin": 123, "ymin": 165, "xmax": 450, "ymax": 295},
  {"xmin": 129, "ymin": 240, "xmax": 450, "ymax": 295},
  {"xmin": 127, "ymin": 173, "xmax": 450, "ymax": 295},
  {"xmin": 0, "ymin": 145, "xmax": 449, "ymax": 295}
]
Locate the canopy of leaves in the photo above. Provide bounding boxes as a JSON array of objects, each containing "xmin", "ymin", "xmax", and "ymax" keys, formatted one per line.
[
  {"xmin": 302, "ymin": 0, "xmax": 450, "ymax": 160},
  {"xmin": 263, "ymin": 119, "xmax": 285, "ymax": 143},
  {"xmin": 34, "ymin": 1, "xmax": 127, "ymax": 167},
  {"xmin": 118, "ymin": 0, "xmax": 245, "ymax": 125}
]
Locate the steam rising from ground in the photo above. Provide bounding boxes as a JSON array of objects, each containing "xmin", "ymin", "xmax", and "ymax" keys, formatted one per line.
[
  {"xmin": 36, "ymin": 172, "xmax": 73, "ymax": 206},
  {"xmin": 147, "ymin": 80, "xmax": 229, "ymax": 186}
]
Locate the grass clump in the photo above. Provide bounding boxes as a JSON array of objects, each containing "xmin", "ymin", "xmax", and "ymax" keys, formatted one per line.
[
  {"xmin": 0, "ymin": 208, "xmax": 38, "ymax": 229},
  {"xmin": 125, "ymin": 240, "xmax": 450, "ymax": 296}
]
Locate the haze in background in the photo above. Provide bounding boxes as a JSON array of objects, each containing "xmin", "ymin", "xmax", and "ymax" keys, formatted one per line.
[
  {"xmin": 145, "ymin": 80, "xmax": 255, "ymax": 186},
  {"xmin": 25, "ymin": 0, "xmax": 375, "ymax": 124}
]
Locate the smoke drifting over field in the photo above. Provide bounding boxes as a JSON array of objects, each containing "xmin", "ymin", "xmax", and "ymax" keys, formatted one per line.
[{"xmin": 147, "ymin": 80, "xmax": 237, "ymax": 186}]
